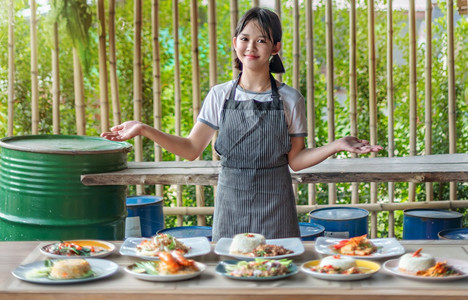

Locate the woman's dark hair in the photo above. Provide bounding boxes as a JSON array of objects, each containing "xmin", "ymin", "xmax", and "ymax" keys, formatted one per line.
[{"xmin": 233, "ymin": 7, "xmax": 285, "ymax": 74}]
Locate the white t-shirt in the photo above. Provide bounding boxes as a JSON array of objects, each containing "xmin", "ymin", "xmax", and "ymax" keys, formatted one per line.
[{"xmin": 197, "ymin": 79, "xmax": 307, "ymax": 137}]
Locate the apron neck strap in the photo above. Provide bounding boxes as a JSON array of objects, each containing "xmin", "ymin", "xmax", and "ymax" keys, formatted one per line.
[{"xmin": 229, "ymin": 72, "xmax": 280, "ymax": 102}]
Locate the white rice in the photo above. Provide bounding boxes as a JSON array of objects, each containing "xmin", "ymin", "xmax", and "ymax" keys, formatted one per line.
[
  {"xmin": 398, "ymin": 252, "xmax": 435, "ymax": 273},
  {"xmin": 229, "ymin": 233, "xmax": 266, "ymax": 254},
  {"xmin": 319, "ymin": 255, "xmax": 356, "ymax": 270}
]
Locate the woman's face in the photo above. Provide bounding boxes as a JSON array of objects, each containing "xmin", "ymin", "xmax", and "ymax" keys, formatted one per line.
[{"xmin": 233, "ymin": 20, "xmax": 280, "ymax": 72}]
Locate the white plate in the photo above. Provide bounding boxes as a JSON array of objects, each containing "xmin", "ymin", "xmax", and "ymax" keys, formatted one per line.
[
  {"xmin": 301, "ymin": 259, "xmax": 381, "ymax": 281},
  {"xmin": 124, "ymin": 261, "xmax": 206, "ymax": 282},
  {"xmin": 11, "ymin": 258, "xmax": 119, "ymax": 284},
  {"xmin": 383, "ymin": 257, "xmax": 468, "ymax": 281},
  {"xmin": 314, "ymin": 237, "xmax": 405, "ymax": 260},
  {"xmin": 215, "ymin": 259, "xmax": 299, "ymax": 281},
  {"xmin": 40, "ymin": 240, "xmax": 115, "ymax": 259},
  {"xmin": 120, "ymin": 237, "xmax": 211, "ymax": 260},
  {"xmin": 214, "ymin": 237, "xmax": 304, "ymax": 260}
]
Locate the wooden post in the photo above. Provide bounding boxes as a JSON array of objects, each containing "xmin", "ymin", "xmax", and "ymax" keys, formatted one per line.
[
  {"xmin": 368, "ymin": 0, "xmax": 378, "ymax": 238},
  {"xmin": 387, "ymin": 0, "xmax": 395, "ymax": 237},
  {"xmin": 447, "ymin": 0, "xmax": 457, "ymax": 200},
  {"xmin": 306, "ymin": 0, "xmax": 316, "ymax": 205},
  {"xmin": 191, "ymin": 0, "xmax": 205, "ymax": 226},
  {"xmin": 52, "ymin": 22, "xmax": 60, "ymax": 135},
  {"xmin": 349, "ymin": 0, "xmax": 359, "ymax": 205},
  {"xmin": 73, "ymin": 48, "xmax": 86, "ymax": 135},
  {"xmin": 425, "ymin": 0, "xmax": 433, "ymax": 202},
  {"xmin": 230, "ymin": 0, "xmax": 239, "ymax": 79},
  {"xmin": 173, "ymin": 0, "xmax": 183, "ymax": 226},
  {"xmin": 325, "ymin": 0, "xmax": 336, "ymax": 204},
  {"xmin": 97, "ymin": 0, "xmax": 110, "ymax": 133},
  {"xmin": 134, "ymin": 0, "xmax": 144, "ymax": 194},
  {"xmin": 7, "ymin": 0, "xmax": 15, "ymax": 137},
  {"xmin": 408, "ymin": 0, "xmax": 417, "ymax": 202},
  {"xmin": 109, "ymin": 0, "xmax": 122, "ymax": 126},
  {"xmin": 151, "ymin": 0, "xmax": 163, "ymax": 196},
  {"xmin": 30, "ymin": 0, "xmax": 39, "ymax": 134}
]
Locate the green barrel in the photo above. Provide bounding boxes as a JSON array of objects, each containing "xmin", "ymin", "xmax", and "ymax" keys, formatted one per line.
[{"xmin": 0, "ymin": 135, "xmax": 132, "ymax": 241}]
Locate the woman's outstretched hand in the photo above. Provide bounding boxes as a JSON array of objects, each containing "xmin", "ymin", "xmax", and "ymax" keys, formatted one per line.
[
  {"xmin": 100, "ymin": 121, "xmax": 144, "ymax": 141},
  {"xmin": 337, "ymin": 136, "xmax": 383, "ymax": 154}
]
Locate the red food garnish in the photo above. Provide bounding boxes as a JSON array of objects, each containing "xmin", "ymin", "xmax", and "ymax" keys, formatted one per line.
[
  {"xmin": 412, "ymin": 248, "xmax": 423, "ymax": 257},
  {"xmin": 333, "ymin": 239, "xmax": 349, "ymax": 250}
]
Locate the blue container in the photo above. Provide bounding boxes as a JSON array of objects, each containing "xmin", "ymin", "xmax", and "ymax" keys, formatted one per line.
[
  {"xmin": 309, "ymin": 207, "xmax": 369, "ymax": 238},
  {"xmin": 403, "ymin": 209, "xmax": 462, "ymax": 240},
  {"xmin": 157, "ymin": 226, "xmax": 212, "ymax": 241},
  {"xmin": 438, "ymin": 228, "xmax": 468, "ymax": 240},
  {"xmin": 299, "ymin": 222, "xmax": 325, "ymax": 241},
  {"xmin": 126, "ymin": 196, "xmax": 164, "ymax": 238}
]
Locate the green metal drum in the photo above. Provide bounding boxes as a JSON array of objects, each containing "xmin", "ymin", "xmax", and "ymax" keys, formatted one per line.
[{"xmin": 0, "ymin": 135, "xmax": 132, "ymax": 241}]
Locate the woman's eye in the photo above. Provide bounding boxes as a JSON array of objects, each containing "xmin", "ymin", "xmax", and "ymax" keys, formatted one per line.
[{"xmin": 257, "ymin": 39, "xmax": 266, "ymax": 43}]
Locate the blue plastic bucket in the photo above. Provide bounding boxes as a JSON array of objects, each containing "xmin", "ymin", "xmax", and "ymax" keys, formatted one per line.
[
  {"xmin": 403, "ymin": 209, "xmax": 462, "ymax": 240},
  {"xmin": 299, "ymin": 222, "xmax": 325, "ymax": 241},
  {"xmin": 438, "ymin": 228, "xmax": 468, "ymax": 240},
  {"xmin": 157, "ymin": 226, "xmax": 212, "ymax": 241},
  {"xmin": 309, "ymin": 207, "xmax": 369, "ymax": 238},
  {"xmin": 126, "ymin": 196, "xmax": 164, "ymax": 238}
]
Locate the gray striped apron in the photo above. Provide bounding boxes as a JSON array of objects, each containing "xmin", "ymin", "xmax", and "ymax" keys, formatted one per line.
[{"xmin": 212, "ymin": 74, "xmax": 300, "ymax": 241}]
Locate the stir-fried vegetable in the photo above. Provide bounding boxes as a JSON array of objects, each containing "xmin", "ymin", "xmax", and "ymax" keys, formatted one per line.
[{"xmin": 224, "ymin": 258, "xmax": 292, "ymax": 277}]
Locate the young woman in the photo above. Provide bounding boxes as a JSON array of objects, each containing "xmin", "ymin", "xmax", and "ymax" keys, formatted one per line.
[{"xmin": 101, "ymin": 7, "xmax": 382, "ymax": 241}]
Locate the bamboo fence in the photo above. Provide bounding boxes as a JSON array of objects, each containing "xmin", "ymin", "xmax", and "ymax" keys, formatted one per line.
[{"xmin": 5, "ymin": 0, "xmax": 467, "ymax": 237}]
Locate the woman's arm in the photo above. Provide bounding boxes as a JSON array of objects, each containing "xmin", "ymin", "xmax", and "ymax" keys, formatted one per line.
[
  {"xmin": 101, "ymin": 121, "xmax": 216, "ymax": 161},
  {"xmin": 288, "ymin": 136, "xmax": 383, "ymax": 171}
]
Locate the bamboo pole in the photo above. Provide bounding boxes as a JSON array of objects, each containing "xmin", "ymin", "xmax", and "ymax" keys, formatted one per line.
[
  {"xmin": 52, "ymin": 22, "xmax": 60, "ymax": 135},
  {"xmin": 109, "ymin": 0, "xmax": 121, "ymax": 127},
  {"xmin": 134, "ymin": 0, "xmax": 144, "ymax": 194},
  {"xmin": 447, "ymin": 0, "xmax": 457, "ymax": 200},
  {"xmin": 292, "ymin": 0, "xmax": 300, "ymax": 202},
  {"xmin": 387, "ymin": 0, "xmax": 395, "ymax": 237},
  {"xmin": 349, "ymin": 0, "xmax": 359, "ymax": 205},
  {"xmin": 97, "ymin": 0, "xmax": 109, "ymax": 133},
  {"xmin": 306, "ymin": 0, "xmax": 316, "ymax": 205},
  {"xmin": 408, "ymin": 0, "xmax": 417, "ymax": 201},
  {"xmin": 368, "ymin": 0, "xmax": 378, "ymax": 238},
  {"xmin": 208, "ymin": 0, "xmax": 219, "ymax": 207},
  {"xmin": 162, "ymin": 200, "xmax": 468, "ymax": 217},
  {"xmin": 325, "ymin": 0, "xmax": 336, "ymax": 205},
  {"xmin": 173, "ymin": 0, "xmax": 183, "ymax": 226},
  {"xmin": 230, "ymin": 0, "xmax": 239, "ymax": 79},
  {"xmin": 190, "ymin": 0, "xmax": 205, "ymax": 226},
  {"xmin": 7, "ymin": 0, "xmax": 15, "ymax": 137},
  {"xmin": 425, "ymin": 0, "xmax": 433, "ymax": 202},
  {"xmin": 274, "ymin": 0, "xmax": 282, "ymax": 83},
  {"xmin": 151, "ymin": 0, "xmax": 163, "ymax": 196},
  {"xmin": 252, "ymin": 0, "xmax": 259, "ymax": 8},
  {"xmin": 30, "ymin": 0, "xmax": 39, "ymax": 134},
  {"xmin": 73, "ymin": 48, "xmax": 86, "ymax": 135}
]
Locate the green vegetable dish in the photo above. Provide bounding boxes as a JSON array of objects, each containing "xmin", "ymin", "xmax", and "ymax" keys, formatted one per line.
[{"xmin": 224, "ymin": 258, "xmax": 293, "ymax": 277}]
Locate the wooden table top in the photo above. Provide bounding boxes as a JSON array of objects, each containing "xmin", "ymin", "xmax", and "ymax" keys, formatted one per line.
[
  {"xmin": 2, "ymin": 240, "xmax": 468, "ymax": 300},
  {"xmin": 81, "ymin": 153, "xmax": 468, "ymax": 186}
]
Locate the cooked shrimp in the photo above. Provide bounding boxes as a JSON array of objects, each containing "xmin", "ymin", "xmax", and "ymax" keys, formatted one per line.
[
  {"xmin": 171, "ymin": 250, "xmax": 195, "ymax": 267},
  {"xmin": 157, "ymin": 251, "xmax": 181, "ymax": 273}
]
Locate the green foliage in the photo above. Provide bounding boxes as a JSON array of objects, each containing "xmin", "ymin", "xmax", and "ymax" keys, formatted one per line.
[{"xmin": 0, "ymin": 0, "xmax": 466, "ymax": 235}]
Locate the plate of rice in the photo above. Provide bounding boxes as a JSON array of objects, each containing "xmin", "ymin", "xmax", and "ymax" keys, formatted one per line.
[
  {"xmin": 215, "ymin": 233, "xmax": 304, "ymax": 260},
  {"xmin": 301, "ymin": 255, "xmax": 381, "ymax": 281}
]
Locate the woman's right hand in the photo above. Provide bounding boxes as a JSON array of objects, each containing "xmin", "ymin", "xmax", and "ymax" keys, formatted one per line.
[{"xmin": 100, "ymin": 121, "xmax": 145, "ymax": 141}]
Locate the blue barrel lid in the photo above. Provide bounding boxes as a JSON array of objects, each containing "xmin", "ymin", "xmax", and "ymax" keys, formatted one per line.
[
  {"xmin": 126, "ymin": 196, "xmax": 163, "ymax": 207},
  {"xmin": 0, "ymin": 135, "xmax": 132, "ymax": 154},
  {"xmin": 404, "ymin": 209, "xmax": 462, "ymax": 219},
  {"xmin": 157, "ymin": 226, "xmax": 212, "ymax": 239},
  {"xmin": 309, "ymin": 207, "xmax": 369, "ymax": 220},
  {"xmin": 299, "ymin": 222, "xmax": 325, "ymax": 237},
  {"xmin": 438, "ymin": 228, "xmax": 468, "ymax": 240}
]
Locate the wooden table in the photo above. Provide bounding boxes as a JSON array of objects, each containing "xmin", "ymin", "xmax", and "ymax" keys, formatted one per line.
[
  {"xmin": 2, "ymin": 240, "xmax": 468, "ymax": 300},
  {"xmin": 81, "ymin": 153, "xmax": 468, "ymax": 186}
]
